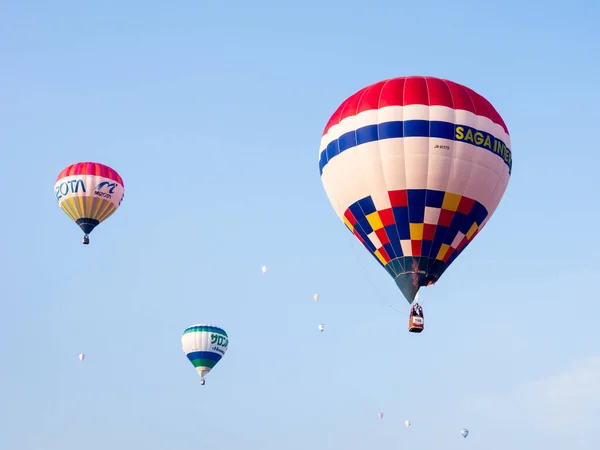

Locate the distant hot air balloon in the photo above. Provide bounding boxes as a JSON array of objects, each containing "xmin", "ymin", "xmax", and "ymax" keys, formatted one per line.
[
  {"xmin": 461, "ymin": 429, "xmax": 469, "ymax": 438},
  {"xmin": 181, "ymin": 324, "xmax": 228, "ymax": 386},
  {"xmin": 319, "ymin": 76, "xmax": 512, "ymax": 313},
  {"xmin": 54, "ymin": 162, "xmax": 125, "ymax": 244},
  {"xmin": 314, "ymin": 293, "xmax": 320, "ymax": 302},
  {"xmin": 78, "ymin": 353, "xmax": 85, "ymax": 361},
  {"xmin": 378, "ymin": 412, "xmax": 384, "ymax": 419},
  {"xmin": 405, "ymin": 419, "xmax": 411, "ymax": 428},
  {"xmin": 318, "ymin": 324, "xmax": 324, "ymax": 332},
  {"xmin": 261, "ymin": 265, "xmax": 268, "ymax": 274}
]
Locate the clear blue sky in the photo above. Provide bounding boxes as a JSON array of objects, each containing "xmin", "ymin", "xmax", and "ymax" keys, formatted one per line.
[{"xmin": 1, "ymin": 1, "xmax": 599, "ymax": 449}]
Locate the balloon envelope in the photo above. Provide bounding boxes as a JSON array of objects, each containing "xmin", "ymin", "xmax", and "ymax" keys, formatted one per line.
[
  {"xmin": 378, "ymin": 412, "xmax": 384, "ymax": 419},
  {"xmin": 461, "ymin": 429, "xmax": 469, "ymax": 438},
  {"xmin": 78, "ymin": 353, "xmax": 85, "ymax": 361},
  {"xmin": 55, "ymin": 162, "xmax": 124, "ymax": 237},
  {"xmin": 319, "ymin": 76, "xmax": 512, "ymax": 303},
  {"xmin": 314, "ymin": 293, "xmax": 320, "ymax": 302},
  {"xmin": 181, "ymin": 324, "xmax": 229, "ymax": 379}
]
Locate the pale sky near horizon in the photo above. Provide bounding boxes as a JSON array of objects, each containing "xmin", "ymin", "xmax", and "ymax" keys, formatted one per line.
[{"xmin": 2, "ymin": 1, "xmax": 600, "ymax": 449}]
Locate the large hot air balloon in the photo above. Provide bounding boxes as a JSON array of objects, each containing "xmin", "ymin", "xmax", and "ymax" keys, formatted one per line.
[
  {"xmin": 54, "ymin": 162, "xmax": 125, "ymax": 244},
  {"xmin": 319, "ymin": 76, "xmax": 511, "ymax": 318},
  {"xmin": 181, "ymin": 324, "xmax": 228, "ymax": 386},
  {"xmin": 461, "ymin": 428, "xmax": 469, "ymax": 438}
]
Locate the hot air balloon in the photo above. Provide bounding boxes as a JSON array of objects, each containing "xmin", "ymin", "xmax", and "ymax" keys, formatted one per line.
[
  {"xmin": 318, "ymin": 324, "xmax": 324, "ymax": 332},
  {"xmin": 378, "ymin": 412, "xmax": 384, "ymax": 419},
  {"xmin": 54, "ymin": 162, "xmax": 125, "ymax": 244},
  {"xmin": 319, "ymin": 76, "xmax": 511, "ymax": 331},
  {"xmin": 461, "ymin": 429, "xmax": 469, "ymax": 438},
  {"xmin": 261, "ymin": 265, "xmax": 268, "ymax": 274},
  {"xmin": 405, "ymin": 419, "xmax": 411, "ymax": 428},
  {"xmin": 78, "ymin": 353, "xmax": 85, "ymax": 361},
  {"xmin": 314, "ymin": 293, "xmax": 320, "ymax": 302},
  {"xmin": 181, "ymin": 324, "xmax": 228, "ymax": 386}
]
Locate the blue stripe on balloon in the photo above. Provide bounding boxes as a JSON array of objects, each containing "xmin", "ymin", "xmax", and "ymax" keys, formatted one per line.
[
  {"xmin": 186, "ymin": 351, "xmax": 223, "ymax": 362},
  {"xmin": 319, "ymin": 120, "xmax": 511, "ymax": 176}
]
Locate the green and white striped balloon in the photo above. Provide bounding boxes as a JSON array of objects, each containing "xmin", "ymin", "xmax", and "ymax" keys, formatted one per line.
[{"xmin": 182, "ymin": 324, "xmax": 229, "ymax": 385}]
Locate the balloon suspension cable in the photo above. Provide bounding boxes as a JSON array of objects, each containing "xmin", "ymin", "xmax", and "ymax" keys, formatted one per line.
[
  {"xmin": 417, "ymin": 291, "xmax": 427, "ymax": 307},
  {"xmin": 345, "ymin": 233, "xmax": 407, "ymax": 317}
]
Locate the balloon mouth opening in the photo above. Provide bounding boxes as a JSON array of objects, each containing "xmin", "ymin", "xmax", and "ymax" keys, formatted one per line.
[
  {"xmin": 385, "ymin": 256, "xmax": 448, "ymax": 303},
  {"xmin": 76, "ymin": 218, "xmax": 100, "ymax": 235},
  {"xmin": 394, "ymin": 272, "xmax": 437, "ymax": 303}
]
